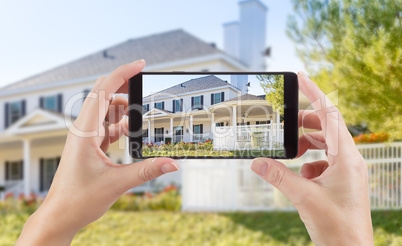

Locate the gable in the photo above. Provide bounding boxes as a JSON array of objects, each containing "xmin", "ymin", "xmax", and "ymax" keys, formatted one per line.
[{"xmin": 5, "ymin": 108, "xmax": 72, "ymax": 135}]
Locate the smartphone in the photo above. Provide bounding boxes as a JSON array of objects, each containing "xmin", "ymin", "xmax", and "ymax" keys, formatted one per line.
[{"xmin": 129, "ymin": 72, "xmax": 298, "ymax": 159}]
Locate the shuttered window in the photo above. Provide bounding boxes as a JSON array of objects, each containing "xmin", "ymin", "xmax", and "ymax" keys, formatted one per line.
[{"xmin": 40, "ymin": 94, "xmax": 63, "ymax": 113}]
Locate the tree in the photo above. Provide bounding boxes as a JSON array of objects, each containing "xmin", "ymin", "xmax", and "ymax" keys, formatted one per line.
[
  {"xmin": 257, "ymin": 75, "xmax": 285, "ymax": 115},
  {"xmin": 287, "ymin": 0, "xmax": 402, "ymax": 139}
]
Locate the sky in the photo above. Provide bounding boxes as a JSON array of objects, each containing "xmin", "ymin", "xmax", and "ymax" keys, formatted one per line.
[{"xmin": 0, "ymin": 0, "xmax": 305, "ymax": 89}]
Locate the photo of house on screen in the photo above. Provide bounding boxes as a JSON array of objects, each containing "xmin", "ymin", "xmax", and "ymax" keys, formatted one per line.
[{"xmin": 141, "ymin": 74, "xmax": 284, "ymax": 157}]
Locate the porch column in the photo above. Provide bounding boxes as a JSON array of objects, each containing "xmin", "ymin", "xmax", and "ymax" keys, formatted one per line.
[
  {"xmin": 23, "ymin": 139, "xmax": 31, "ymax": 196},
  {"xmin": 170, "ymin": 117, "xmax": 173, "ymax": 143},
  {"xmin": 189, "ymin": 115, "xmax": 193, "ymax": 142},
  {"xmin": 211, "ymin": 112, "xmax": 215, "ymax": 137},
  {"xmin": 232, "ymin": 105, "xmax": 237, "ymax": 149},
  {"xmin": 124, "ymin": 137, "xmax": 132, "ymax": 164},
  {"xmin": 276, "ymin": 111, "xmax": 280, "ymax": 143},
  {"xmin": 147, "ymin": 120, "xmax": 151, "ymax": 144}
]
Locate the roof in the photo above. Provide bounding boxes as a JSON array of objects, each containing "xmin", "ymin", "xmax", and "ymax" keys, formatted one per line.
[
  {"xmin": 143, "ymin": 75, "xmax": 239, "ymax": 100},
  {"xmin": 0, "ymin": 29, "xmax": 222, "ymax": 92},
  {"xmin": 224, "ymin": 94, "xmax": 266, "ymax": 102}
]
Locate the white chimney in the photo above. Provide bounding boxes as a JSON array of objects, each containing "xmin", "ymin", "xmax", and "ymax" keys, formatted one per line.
[
  {"xmin": 223, "ymin": 22, "xmax": 240, "ymax": 60},
  {"xmin": 231, "ymin": 74, "xmax": 249, "ymax": 95},
  {"xmin": 223, "ymin": 0, "xmax": 267, "ymax": 70}
]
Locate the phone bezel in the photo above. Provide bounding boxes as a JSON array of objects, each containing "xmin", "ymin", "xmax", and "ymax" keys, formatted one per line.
[{"xmin": 129, "ymin": 72, "xmax": 298, "ymax": 159}]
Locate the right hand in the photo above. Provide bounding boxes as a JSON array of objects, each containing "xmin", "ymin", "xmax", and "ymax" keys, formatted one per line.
[{"xmin": 251, "ymin": 72, "xmax": 373, "ymax": 245}]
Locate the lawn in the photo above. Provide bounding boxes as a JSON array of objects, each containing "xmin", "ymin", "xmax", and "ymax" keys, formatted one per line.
[{"xmin": 1, "ymin": 210, "xmax": 401, "ymax": 245}]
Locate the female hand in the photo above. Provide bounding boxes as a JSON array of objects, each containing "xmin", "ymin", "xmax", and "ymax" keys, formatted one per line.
[
  {"xmin": 251, "ymin": 72, "xmax": 373, "ymax": 245},
  {"xmin": 17, "ymin": 60, "xmax": 179, "ymax": 246}
]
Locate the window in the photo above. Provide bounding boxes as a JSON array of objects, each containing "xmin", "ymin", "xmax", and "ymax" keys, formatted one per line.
[
  {"xmin": 142, "ymin": 129, "xmax": 148, "ymax": 137},
  {"xmin": 211, "ymin": 92, "xmax": 225, "ymax": 105},
  {"xmin": 40, "ymin": 94, "xmax": 62, "ymax": 112},
  {"xmin": 191, "ymin": 95, "xmax": 203, "ymax": 110},
  {"xmin": 256, "ymin": 120, "xmax": 270, "ymax": 125},
  {"xmin": 5, "ymin": 161, "xmax": 23, "ymax": 181},
  {"xmin": 143, "ymin": 104, "xmax": 149, "ymax": 113},
  {"xmin": 155, "ymin": 102, "xmax": 164, "ymax": 110},
  {"xmin": 10, "ymin": 102, "xmax": 22, "ymax": 124},
  {"xmin": 40, "ymin": 157, "xmax": 59, "ymax": 192},
  {"xmin": 193, "ymin": 124, "xmax": 203, "ymax": 134},
  {"xmin": 211, "ymin": 92, "xmax": 224, "ymax": 105},
  {"xmin": 154, "ymin": 127, "xmax": 164, "ymax": 142},
  {"xmin": 5, "ymin": 100, "xmax": 25, "ymax": 128},
  {"xmin": 215, "ymin": 122, "xmax": 224, "ymax": 127},
  {"xmin": 173, "ymin": 99, "xmax": 183, "ymax": 113},
  {"xmin": 44, "ymin": 96, "xmax": 57, "ymax": 111}
]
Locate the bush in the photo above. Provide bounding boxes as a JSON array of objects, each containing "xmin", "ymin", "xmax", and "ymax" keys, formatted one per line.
[
  {"xmin": 111, "ymin": 185, "xmax": 181, "ymax": 211},
  {"xmin": 354, "ymin": 132, "xmax": 390, "ymax": 143},
  {"xmin": 0, "ymin": 193, "xmax": 42, "ymax": 214}
]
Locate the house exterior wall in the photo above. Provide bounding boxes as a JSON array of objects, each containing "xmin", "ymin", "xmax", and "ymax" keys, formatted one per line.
[{"xmin": 143, "ymin": 87, "xmax": 240, "ymax": 113}]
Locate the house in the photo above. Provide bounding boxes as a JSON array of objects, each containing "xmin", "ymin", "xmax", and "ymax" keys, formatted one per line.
[
  {"xmin": 141, "ymin": 74, "xmax": 284, "ymax": 151},
  {"xmin": 0, "ymin": 0, "xmax": 268, "ymax": 196}
]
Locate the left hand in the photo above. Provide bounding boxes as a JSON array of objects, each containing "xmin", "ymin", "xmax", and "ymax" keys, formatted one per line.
[{"xmin": 16, "ymin": 60, "xmax": 179, "ymax": 246}]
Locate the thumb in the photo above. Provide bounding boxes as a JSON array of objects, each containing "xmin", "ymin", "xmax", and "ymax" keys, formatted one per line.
[
  {"xmin": 113, "ymin": 157, "xmax": 179, "ymax": 193},
  {"xmin": 251, "ymin": 158, "xmax": 317, "ymax": 205}
]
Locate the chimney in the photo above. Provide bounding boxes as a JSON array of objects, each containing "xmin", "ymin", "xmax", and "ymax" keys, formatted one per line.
[
  {"xmin": 223, "ymin": 22, "xmax": 240, "ymax": 60},
  {"xmin": 231, "ymin": 74, "xmax": 249, "ymax": 95},
  {"xmin": 223, "ymin": 0, "xmax": 267, "ymax": 70}
]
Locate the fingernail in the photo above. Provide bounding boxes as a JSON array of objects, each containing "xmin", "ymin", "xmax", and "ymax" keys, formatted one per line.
[
  {"xmin": 135, "ymin": 59, "xmax": 145, "ymax": 64},
  {"xmin": 251, "ymin": 159, "xmax": 269, "ymax": 177},
  {"xmin": 161, "ymin": 161, "xmax": 179, "ymax": 174},
  {"xmin": 299, "ymin": 171, "xmax": 303, "ymax": 177}
]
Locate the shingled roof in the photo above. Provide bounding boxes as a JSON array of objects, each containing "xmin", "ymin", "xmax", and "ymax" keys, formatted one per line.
[
  {"xmin": 0, "ymin": 29, "xmax": 222, "ymax": 92},
  {"xmin": 143, "ymin": 75, "xmax": 239, "ymax": 100},
  {"xmin": 224, "ymin": 94, "xmax": 266, "ymax": 102}
]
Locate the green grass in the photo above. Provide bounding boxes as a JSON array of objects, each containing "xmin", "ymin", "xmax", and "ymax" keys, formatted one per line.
[{"xmin": 1, "ymin": 210, "xmax": 401, "ymax": 245}]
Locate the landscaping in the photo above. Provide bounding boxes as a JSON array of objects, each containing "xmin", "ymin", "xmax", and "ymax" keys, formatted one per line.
[
  {"xmin": 1, "ymin": 190, "xmax": 401, "ymax": 245},
  {"xmin": 142, "ymin": 140, "xmax": 284, "ymax": 157}
]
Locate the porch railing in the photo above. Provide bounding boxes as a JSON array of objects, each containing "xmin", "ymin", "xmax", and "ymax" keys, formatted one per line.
[
  {"xmin": 214, "ymin": 123, "xmax": 284, "ymax": 150},
  {"xmin": 173, "ymin": 135, "xmax": 184, "ymax": 143}
]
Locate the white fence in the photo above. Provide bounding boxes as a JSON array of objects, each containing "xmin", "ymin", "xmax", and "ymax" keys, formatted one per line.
[
  {"xmin": 181, "ymin": 142, "xmax": 402, "ymax": 211},
  {"xmin": 214, "ymin": 123, "xmax": 284, "ymax": 150}
]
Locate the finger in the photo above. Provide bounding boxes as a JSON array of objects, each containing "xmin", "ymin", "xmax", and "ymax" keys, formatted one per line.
[
  {"xmin": 251, "ymin": 158, "xmax": 318, "ymax": 206},
  {"xmin": 100, "ymin": 122, "xmax": 110, "ymax": 153},
  {"xmin": 298, "ymin": 72, "xmax": 353, "ymax": 156},
  {"xmin": 112, "ymin": 158, "xmax": 179, "ymax": 193},
  {"xmin": 106, "ymin": 96, "xmax": 129, "ymax": 124},
  {"xmin": 297, "ymin": 132, "xmax": 327, "ymax": 158},
  {"xmin": 300, "ymin": 160, "xmax": 329, "ymax": 179},
  {"xmin": 77, "ymin": 59, "xmax": 145, "ymax": 132},
  {"xmin": 298, "ymin": 110, "xmax": 321, "ymax": 130},
  {"xmin": 109, "ymin": 117, "xmax": 129, "ymax": 144}
]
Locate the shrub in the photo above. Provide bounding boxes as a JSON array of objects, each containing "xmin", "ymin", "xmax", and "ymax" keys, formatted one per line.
[
  {"xmin": 111, "ymin": 185, "xmax": 181, "ymax": 211},
  {"xmin": 354, "ymin": 132, "xmax": 390, "ymax": 143}
]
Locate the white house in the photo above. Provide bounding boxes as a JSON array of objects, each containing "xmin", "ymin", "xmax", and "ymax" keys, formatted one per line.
[{"xmin": 0, "ymin": 0, "xmax": 269, "ymax": 196}]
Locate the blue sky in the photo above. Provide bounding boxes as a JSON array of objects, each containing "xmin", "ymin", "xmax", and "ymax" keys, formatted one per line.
[{"xmin": 0, "ymin": 0, "xmax": 304, "ymax": 88}]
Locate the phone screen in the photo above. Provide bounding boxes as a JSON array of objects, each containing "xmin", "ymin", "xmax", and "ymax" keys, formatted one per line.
[{"xmin": 129, "ymin": 72, "xmax": 298, "ymax": 159}]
